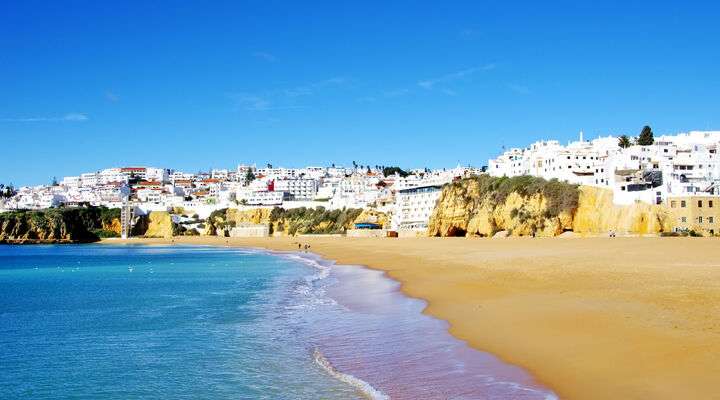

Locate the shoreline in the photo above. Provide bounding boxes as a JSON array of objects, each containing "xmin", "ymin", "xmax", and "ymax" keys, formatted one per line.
[{"xmin": 101, "ymin": 236, "xmax": 720, "ymax": 399}]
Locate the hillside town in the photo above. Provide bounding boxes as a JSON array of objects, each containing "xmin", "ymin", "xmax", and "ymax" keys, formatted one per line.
[
  {"xmin": 4, "ymin": 129, "xmax": 720, "ymax": 236},
  {"xmin": 0, "ymin": 163, "xmax": 481, "ymax": 234}
]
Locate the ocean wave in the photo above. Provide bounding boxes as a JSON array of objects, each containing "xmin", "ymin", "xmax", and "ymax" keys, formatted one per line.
[
  {"xmin": 275, "ymin": 252, "xmax": 337, "ymax": 310},
  {"xmin": 313, "ymin": 348, "xmax": 389, "ymax": 400}
]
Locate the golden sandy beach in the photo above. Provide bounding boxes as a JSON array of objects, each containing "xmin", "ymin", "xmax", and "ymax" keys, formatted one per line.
[{"xmin": 104, "ymin": 236, "xmax": 720, "ymax": 399}]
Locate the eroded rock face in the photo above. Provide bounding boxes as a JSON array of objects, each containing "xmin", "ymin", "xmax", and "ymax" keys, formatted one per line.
[
  {"xmin": 209, "ymin": 207, "xmax": 377, "ymax": 236},
  {"xmin": 102, "ymin": 218, "xmax": 122, "ymax": 235},
  {"xmin": 353, "ymin": 209, "xmax": 389, "ymax": 228},
  {"xmin": 428, "ymin": 183, "xmax": 572, "ymax": 237},
  {"xmin": 427, "ymin": 180, "xmax": 672, "ymax": 237},
  {"xmin": 572, "ymin": 186, "xmax": 672, "ymax": 235},
  {"xmin": 129, "ymin": 211, "xmax": 178, "ymax": 238},
  {"xmin": 144, "ymin": 211, "xmax": 176, "ymax": 238},
  {"xmin": 0, "ymin": 209, "xmax": 100, "ymax": 243}
]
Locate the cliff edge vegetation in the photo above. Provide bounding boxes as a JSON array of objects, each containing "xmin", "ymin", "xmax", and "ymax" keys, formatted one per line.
[
  {"xmin": 428, "ymin": 175, "xmax": 579, "ymax": 237},
  {"xmin": 207, "ymin": 207, "xmax": 367, "ymax": 236},
  {"xmin": 0, "ymin": 207, "xmax": 121, "ymax": 243},
  {"xmin": 428, "ymin": 175, "xmax": 674, "ymax": 237}
]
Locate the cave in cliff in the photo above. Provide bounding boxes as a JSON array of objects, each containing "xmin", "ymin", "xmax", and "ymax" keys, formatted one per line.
[{"xmin": 446, "ymin": 227, "xmax": 467, "ymax": 237}]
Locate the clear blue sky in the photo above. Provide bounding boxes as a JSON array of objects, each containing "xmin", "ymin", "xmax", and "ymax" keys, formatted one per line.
[{"xmin": 2, "ymin": 1, "xmax": 719, "ymax": 186}]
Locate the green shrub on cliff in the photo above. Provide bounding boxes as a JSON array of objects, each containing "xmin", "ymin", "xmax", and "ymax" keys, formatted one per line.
[
  {"xmin": 0, "ymin": 206, "xmax": 121, "ymax": 243},
  {"xmin": 435, "ymin": 175, "xmax": 580, "ymax": 237},
  {"xmin": 92, "ymin": 229, "xmax": 120, "ymax": 238},
  {"xmin": 270, "ymin": 207, "xmax": 363, "ymax": 235},
  {"xmin": 206, "ymin": 206, "xmax": 363, "ymax": 235},
  {"xmin": 452, "ymin": 175, "xmax": 579, "ymax": 219}
]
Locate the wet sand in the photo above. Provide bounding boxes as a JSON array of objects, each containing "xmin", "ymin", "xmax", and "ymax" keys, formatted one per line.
[{"xmin": 102, "ymin": 236, "xmax": 720, "ymax": 399}]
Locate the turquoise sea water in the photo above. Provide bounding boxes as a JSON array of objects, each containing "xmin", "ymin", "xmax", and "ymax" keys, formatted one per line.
[{"xmin": 0, "ymin": 245, "xmax": 556, "ymax": 399}]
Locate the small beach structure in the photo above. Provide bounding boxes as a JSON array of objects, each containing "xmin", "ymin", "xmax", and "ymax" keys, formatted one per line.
[
  {"xmin": 229, "ymin": 223, "xmax": 270, "ymax": 237},
  {"xmin": 347, "ymin": 222, "xmax": 386, "ymax": 237},
  {"xmin": 353, "ymin": 222, "xmax": 382, "ymax": 230}
]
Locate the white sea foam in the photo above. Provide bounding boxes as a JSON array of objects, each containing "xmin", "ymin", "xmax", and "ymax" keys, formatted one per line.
[
  {"xmin": 275, "ymin": 252, "xmax": 337, "ymax": 310},
  {"xmin": 262, "ymin": 248, "xmax": 557, "ymax": 399},
  {"xmin": 313, "ymin": 348, "xmax": 389, "ymax": 400}
]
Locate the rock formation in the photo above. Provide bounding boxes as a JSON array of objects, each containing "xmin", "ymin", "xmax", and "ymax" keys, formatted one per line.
[
  {"xmin": 132, "ymin": 211, "xmax": 178, "ymax": 238},
  {"xmin": 572, "ymin": 186, "xmax": 672, "ymax": 235},
  {"xmin": 206, "ymin": 207, "xmax": 372, "ymax": 236},
  {"xmin": 0, "ymin": 207, "xmax": 121, "ymax": 243},
  {"xmin": 428, "ymin": 176, "xmax": 673, "ymax": 237}
]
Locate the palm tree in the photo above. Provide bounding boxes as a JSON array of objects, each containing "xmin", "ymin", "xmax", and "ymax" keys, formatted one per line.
[{"xmin": 618, "ymin": 135, "xmax": 632, "ymax": 149}]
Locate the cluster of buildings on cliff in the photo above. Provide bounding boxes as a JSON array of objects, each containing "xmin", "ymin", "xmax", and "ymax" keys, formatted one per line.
[
  {"xmin": 4, "ymin": 130, "xmax": 720, "ymax": 236},
  {"xmin": 0, "ymin": 164, "xmax": 480, "ymax": 233},
  {"xmin": 489, "ymin": 130, "xmax": 720, "ymax": 234}
]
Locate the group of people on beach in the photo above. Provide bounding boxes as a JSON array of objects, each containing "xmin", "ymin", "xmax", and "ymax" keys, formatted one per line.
[{"xmin": 294, "ymin": 242, "xmax": 311, "ymax": 252}]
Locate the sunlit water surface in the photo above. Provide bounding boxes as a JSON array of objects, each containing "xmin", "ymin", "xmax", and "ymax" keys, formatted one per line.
[{"xmin": 0, "ymin": 245, "xmax": 555, "ymax": 399}]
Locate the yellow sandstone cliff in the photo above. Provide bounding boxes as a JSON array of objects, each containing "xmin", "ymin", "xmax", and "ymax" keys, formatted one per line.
[
  {"xmin": 102, "ymin": 218, "xmax": 122, "ymax": 235},
  {"xmin": 572, "ymin": 186, "xmax": 673, "ymax": 235},
  {"xmin": 132, "ymin": 211, "xmax": 176, "ymax": 238},
  {"xmin": 427, "ymin": 178, "xmax": 673, "ymax": 237},
  {"xmin": 208, "ymin": 207, "xmax": 378, "ymax": 236}
]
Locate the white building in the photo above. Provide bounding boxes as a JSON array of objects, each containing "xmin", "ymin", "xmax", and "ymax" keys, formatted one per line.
[
  {"xmin": 241, "ymin": 190, "xmax": 284, "ymax": 206},
  {"xmin": 391, "ymin": 173, "xmax": 458, "ymax": 231},
  {"xmin": 274, "ymin": 178, "xmax": 317, "ymax": 200},
  {"xmin": 488, "ymin": 131, "xmax": 720, "ymax": 205}
]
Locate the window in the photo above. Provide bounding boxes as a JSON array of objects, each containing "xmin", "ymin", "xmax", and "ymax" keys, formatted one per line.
[
  {"xmin": 699, "ymin": 216, "xmax": 703, "ymax": 223},
  {"xmin": 710, "ymin": 201, "xmax": 714, "ymax": 208},
  {"xmin": 709, "ymin": 217, "xmax": 715, "ymax": 224},
  {"xmin": 671, "ymin": 201, "xmax": 677, "ymax": 208},
  {"xmin": 698, "ymin": 200, "xmax": 703, "ymax": 208},
  {"xmin": 681, "ymin": 217, "xmax": 687, "ymax": 223},
  {"xmin": 681, "ymin": 200, "xmax": 687, "ymax": 208}
]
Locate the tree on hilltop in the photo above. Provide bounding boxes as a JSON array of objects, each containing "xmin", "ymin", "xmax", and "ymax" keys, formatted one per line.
[
  {"xmin": 245, "ymin": 169, "xmax": 256, "ymax": 182},
  {"xmin": 382, "ymin": 166, "xmax": 409, "ymax": 178},
  {"xmin": 0, "ymin": 183, "xmax": 16, "ymax": 198},
  {"xmin": 618, "ymin": 135, "xmax": 632, "ymax": 149},
  {"xmin": 637, "ymin": 125, "xmax": 654, "ymax": 146}
]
